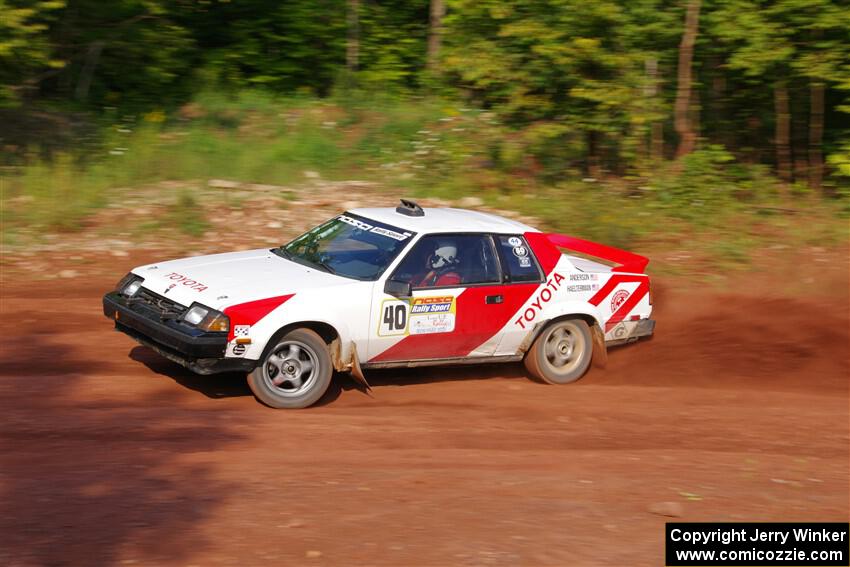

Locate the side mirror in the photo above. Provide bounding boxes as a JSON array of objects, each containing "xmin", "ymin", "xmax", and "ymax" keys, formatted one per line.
[{"xmin": 384, "ymin": 278, "xmax": 412, "ymax": 298}]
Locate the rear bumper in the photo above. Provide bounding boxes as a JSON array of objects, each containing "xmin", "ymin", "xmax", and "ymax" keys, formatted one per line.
[
  {"xmin": 632, "ymin": 318, "xmax": 655, "ymax": 338},
  {"xmin": 606, "ymin": 318, "xmax": 655, "ymax": 346},
  {"xmin": 103, "ymin": 292, "xmax": 255, "ymax": 375}
]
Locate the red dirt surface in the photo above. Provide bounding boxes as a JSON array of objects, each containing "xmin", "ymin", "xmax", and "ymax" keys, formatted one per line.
[{"xmin": 0, "ymin": 255, "xmax": 847, "ymax": 566}]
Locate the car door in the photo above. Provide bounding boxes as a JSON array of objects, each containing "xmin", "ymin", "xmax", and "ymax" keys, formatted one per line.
[
  {"xmin": 366, "ymin": 233, "xmax": 538, "ymax": 363},
  {"xmin": 489, "ymin": 234, "xmax": 548, "ymax": 355}
]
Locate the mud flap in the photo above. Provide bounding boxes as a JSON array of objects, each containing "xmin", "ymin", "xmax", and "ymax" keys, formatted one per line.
[
  {"xmin": 591, "ymin": 324, "xmax": 608, "ymax": 369},
  {"xmin": 348, "ymin": 343, "xmax": 371, "ymax": 391}
]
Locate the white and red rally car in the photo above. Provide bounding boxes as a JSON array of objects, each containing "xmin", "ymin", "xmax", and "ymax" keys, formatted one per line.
[{"xmin": 104, "ymin": 199, "xmax": 654, "ymax": 408}]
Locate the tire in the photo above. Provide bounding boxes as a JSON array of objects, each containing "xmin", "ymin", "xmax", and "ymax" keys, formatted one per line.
[
  {"xmin": 247, "ymin": 328, "xmax": 333, "ymax": 409},
  {"xmin": 524, "ymin": 318, "xmax": 593, "ymax": 384}
]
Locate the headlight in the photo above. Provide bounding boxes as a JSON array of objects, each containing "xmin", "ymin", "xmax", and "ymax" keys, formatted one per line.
[
  {"xmin": 184, "ymin": 305, "xmax": 209, "ymax": 325},
  {"xmin": 116, "ymin": 273, "xmax": 144, "ymax": 297},
  {"xmin": 183, "ymin": 303, "xmax": 229, "ymax": 333}
]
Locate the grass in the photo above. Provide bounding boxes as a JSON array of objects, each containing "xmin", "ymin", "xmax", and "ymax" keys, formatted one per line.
[{"xmin": 1, "ymin": 89, "xmax": 847, "ymax": 275}]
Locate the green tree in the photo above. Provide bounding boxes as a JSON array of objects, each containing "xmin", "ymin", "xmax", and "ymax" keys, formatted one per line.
[
  {"xmin": 708, "ymin": 0, "xmax": 796, "ymax": 182},
  {"xmin": 776, "ymin": 0, "xmax": 850, "ymax": 192},
  {"xmin": 443, "ymin": 0, "xmax": 676, "ymax": 176},
  {"xmin": 0, "ymin": 0, "xmax": 65, "ymax": 105},
  {"xmin": 357, "ymin": 0, "xmax": 428, "ymax": 89},
  {"xmin": 193, "ymin": 0, "xmax": 345, "ymax": 95}
]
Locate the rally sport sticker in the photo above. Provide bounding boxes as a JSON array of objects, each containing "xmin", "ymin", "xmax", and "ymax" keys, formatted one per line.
[{"xmin": 377, "ymin": 296, "xmax": 456, "ymax": 337}]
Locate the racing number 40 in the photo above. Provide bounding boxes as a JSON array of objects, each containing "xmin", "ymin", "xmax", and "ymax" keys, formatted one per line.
[{"xmin": 383, "ymin": 304, "xmax": 407, "ymax": 331}]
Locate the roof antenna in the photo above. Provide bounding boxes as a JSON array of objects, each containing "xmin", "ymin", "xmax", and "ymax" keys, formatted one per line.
[{"xmin": 396, "ymin": 198, "xmax": 424, "ymax": 217}]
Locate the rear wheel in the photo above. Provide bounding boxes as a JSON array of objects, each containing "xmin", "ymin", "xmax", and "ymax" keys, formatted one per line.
[
  {"xmin": 247, "ymin": 328, "xmax": 332, "ymax": 409},
  {"xmin": 524, "ymin": 318, "xmax": 593, "ymax": 384}
]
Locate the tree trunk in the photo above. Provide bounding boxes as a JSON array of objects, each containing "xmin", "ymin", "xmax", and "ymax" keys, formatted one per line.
[
  {"xmin": 75, "ymin": 41, "xmax": 104, "ymax": 102},
  {"xmin": 346, "ymin": 0, "xmax": 360, "ymax": 72},
  {"xmin": 587, "ymin": 131, "xmax": 601, "ymax": 179},
  {"xmin": 774, "ymin": 80, "xmax": 792, "ymax": 184},
  {"xmin": 710, "ymin": 56, "xmax": 734, "ymax": 152},
  {"xmin": 808, "ymin": 80, "xmax": 824, "ymax": 193},
  {"xmin": 674, "ymin": 0, "xmax": 701, "ymax": 158},
  {"xmin": 792, "ymin": 85, "xmax": 808, "ymax": 182},
  {"xmin": 427, "ymin": 0, "xmax": 446, "ymax": 72},
  {"xmin": 645, "ymin": 57, "xmax": 663, "ymax": 161}
]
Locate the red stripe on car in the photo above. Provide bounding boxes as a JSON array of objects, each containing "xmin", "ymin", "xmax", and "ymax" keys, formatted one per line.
[
  {"xmin": 223, "ymin": 294, "xmax": 294, "ymax": 340},
  {"xmin": 588, "ymin": 275, "xmax": 649, "ymax": 332},
  {"xmin": 527, "ymin": 231, "xmax": 649, "ymax": 274}
]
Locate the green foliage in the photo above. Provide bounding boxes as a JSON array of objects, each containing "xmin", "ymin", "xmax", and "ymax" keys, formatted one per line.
[
  {"xmin": 1, "ymin": 0, "xmax": 849, "ymax": 197},
  {"xmin": 199, "ymin": 0, "xmax": 346, "ymax": 95},
  {"xmin": 356, "ymin": 0, "xmax": 429, "ymax": 89},
  {"xmin": 0, "ymin": 0, "xmax": 65, "ymax": 105},
  {"xmin": 2, "ymin": 93, "xmax": 847, "ymax": 272}
]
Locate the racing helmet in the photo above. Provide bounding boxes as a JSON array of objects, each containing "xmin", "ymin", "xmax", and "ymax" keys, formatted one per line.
[{"xmin": 430, "ymin": 240, "xmax": 458, "ymax": 269}]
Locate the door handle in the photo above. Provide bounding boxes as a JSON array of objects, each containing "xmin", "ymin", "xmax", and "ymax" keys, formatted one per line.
[{"xmin": 485, "ymin": 294, "xmax": 504, "ymax": 304}]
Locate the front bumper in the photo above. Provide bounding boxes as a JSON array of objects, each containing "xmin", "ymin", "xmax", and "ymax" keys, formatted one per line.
[{"xmin": 103, "ymin": 291, "xmax": 255, "ymax": 375}]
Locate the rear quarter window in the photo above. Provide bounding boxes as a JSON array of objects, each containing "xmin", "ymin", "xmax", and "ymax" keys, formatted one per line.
[{"xmin": 497, "ymin": 235, "xmax": 544, "ymax": 283}]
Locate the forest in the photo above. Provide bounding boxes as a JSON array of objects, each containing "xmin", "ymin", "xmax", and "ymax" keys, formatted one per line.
[{"xmin": 1, "ymin": 0, "xmax": 849, "ymax": 246}]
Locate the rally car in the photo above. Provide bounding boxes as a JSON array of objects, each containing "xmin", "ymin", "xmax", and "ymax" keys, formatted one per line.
[{"xmin": 103, "ymin": 199, "xmax": 654, "ymax": 408}]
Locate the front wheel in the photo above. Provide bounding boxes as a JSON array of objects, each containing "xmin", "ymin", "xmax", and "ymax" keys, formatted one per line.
[
  {"xmin": 524, "ymin": 318, "xmax": 593, "ymax": 384},
  {"xmin": 247, "ymin": 328, "xmax": 333, "ymax": 409}
]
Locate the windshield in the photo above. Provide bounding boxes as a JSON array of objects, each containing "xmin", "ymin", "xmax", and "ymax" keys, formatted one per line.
[{"xmin": 274, "ymin": 214, "xmax": 415, "ymax": 280}]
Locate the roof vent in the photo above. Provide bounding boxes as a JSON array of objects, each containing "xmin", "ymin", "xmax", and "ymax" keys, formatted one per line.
[{"xmin": 396, "ymin": 198, "xmax": 424, "ymax": 217}]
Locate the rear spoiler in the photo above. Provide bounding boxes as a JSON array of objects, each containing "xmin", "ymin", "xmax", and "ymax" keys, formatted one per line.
[
  {"xmin": 525, "ymin": 232, "xmax": 649, "ymax": 274},
  {"xmin": 545, "ymin": 233, "xmax": 648, "ymax": 273}
]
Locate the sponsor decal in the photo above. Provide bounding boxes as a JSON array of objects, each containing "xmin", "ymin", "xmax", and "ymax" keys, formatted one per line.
[
  {"xmin": 514, "ymin": 272, "xmax": 566, "ymax": 329},
  {"xmin": 610, "ymin": 289, "xmax": 630, "ymax": 312},
  {"xmin": 378, "ymin": 295, "xmax": 457, "ymax": 337},
  {"xmin": 234, "ymin": 325, "xmax": 251, "ymax": 337},
  {"xmin": 163, "ymin": 272, "xmax": 209, "ymax": 292},
  {"xmin": 409, "ymin": 295, "xmax": 456, "ymax": 335},
  {"xmin": 338, "ymin": 214, "xmax": 374, "ymax": 231},
  {"xmin": 231, "ymin": 343, "xmax": 247, "ymax": 356},
  {"xmin": 338, "ymin": 215, "xmax": 411, "ymax": 240},
  {"xmin": 411, "ymin": 296, "xmax": 453, "ymax": 314},
  {"xmin": 369, "ymin": 226, "xmax": 411, "ymax": 241},
  {"xmin": 508, "ymin": 236, "xmax": 523, "ymax": 247}
]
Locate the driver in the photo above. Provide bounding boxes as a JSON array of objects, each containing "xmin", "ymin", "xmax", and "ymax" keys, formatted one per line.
[{"xmin": 412, "ymin": 239, "xmax": 462, "ymax": 287}]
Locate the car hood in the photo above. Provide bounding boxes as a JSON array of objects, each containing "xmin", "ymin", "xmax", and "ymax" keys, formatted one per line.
[{"xmin": 132, "ymin": 249, "xmax": 346, "ymax": 309}]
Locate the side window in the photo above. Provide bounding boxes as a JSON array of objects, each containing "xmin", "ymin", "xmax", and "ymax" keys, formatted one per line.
[
  {"xmin": 497, "ymin": 235, "xmax": 543, "ymax": 283},
  {"xmin": 391, "ymin": 234, "xmax": 500, "ymax": 288}
]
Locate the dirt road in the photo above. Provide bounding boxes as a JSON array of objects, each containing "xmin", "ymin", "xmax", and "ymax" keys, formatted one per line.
[{"xmin": 0, "ymin": 261, "xmax": 847, "ymax": 566}]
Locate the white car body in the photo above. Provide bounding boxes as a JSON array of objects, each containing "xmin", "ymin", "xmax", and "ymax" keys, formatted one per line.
[{"xmin": 104, "ymin": 203, "xmax": 653, "ymax": 384}]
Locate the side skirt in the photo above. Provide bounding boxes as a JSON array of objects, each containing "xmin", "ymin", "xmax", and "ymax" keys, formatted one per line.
[{"xmin": 362, "ymin": 354, "xmax": 523, "ymax": 370}]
